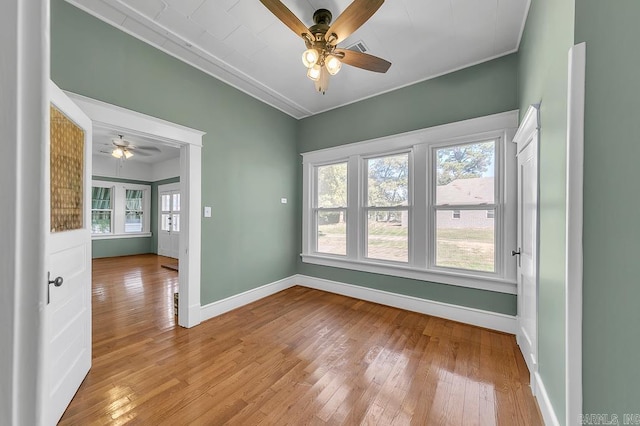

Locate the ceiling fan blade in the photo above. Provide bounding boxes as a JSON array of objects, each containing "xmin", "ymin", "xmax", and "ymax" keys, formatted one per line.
[
  {"xmin": 334, "ymin": 48, "xmax": 391, "ymax": 73},
  {"xmin": 325, "ymin": 0, "xmax": 384, "ymax": 44},
  {"xmin": 259, "ymin": 0, "xmax": 310, "ymax": 39},
  {"xmin": 132, "ymin": 145, "xmax": 162, "ymax": 153}
]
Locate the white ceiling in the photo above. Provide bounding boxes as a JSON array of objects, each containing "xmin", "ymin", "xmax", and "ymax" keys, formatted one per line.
[
  {"xmin": 93, "ymin": 126, "xmax": 180, "ymax": 164},
  {"xmin": 67, "ymin": 0, "xmax": 530, "ymax": 119}
]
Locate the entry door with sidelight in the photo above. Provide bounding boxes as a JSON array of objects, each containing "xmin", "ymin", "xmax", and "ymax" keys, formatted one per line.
[
  {"xmin": 44, "ymin": 82, "xmax": 92, "ymax": 424},
  {"xmin": 158, "ymin": 182, "xmax": 180, "ymax": 259}
]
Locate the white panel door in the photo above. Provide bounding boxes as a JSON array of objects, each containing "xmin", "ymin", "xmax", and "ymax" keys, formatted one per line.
[
  {"xmin": 44, "ymin": 82, "xmax": 92, "ymax": 424},
  {"xmin": 513, "ymin": 105, "xmax": 539, "ymax": 392},
  {"xmin": 158, "ymin": 182, "xmax": 180, "ymax": 259}
]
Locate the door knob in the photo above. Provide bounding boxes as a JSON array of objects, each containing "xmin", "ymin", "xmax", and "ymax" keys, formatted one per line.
[
  {"xmin": 511, "ymin": 249, "xmax": 521, "ymax": 256},
  {"xmin": 47, "ymin": 272, "xmax": 63, "ymax": 304},
  {"xmin": 49, "ymin": 275, "xmax": 64, "ymax": 287}
]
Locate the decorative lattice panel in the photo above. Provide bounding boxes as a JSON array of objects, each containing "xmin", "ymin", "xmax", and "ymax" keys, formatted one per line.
[{"xmin": 50, "ymin": 105, "xmax": 85, "ymax": 232}]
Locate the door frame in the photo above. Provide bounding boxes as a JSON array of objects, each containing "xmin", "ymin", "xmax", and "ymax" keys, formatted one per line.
[
  {"xmin": 67, "ymin": 92, "xmax": 205, "ymax": 328},
  {"xmin": 1, "ymin": 0, "xmax": 48, "ymax": 423},
  {"xmin": 513, "ymin": 103, "xmax": 540, "ymax": 391},
  {"xmin": 157, "ymin": 182, "xmax": 181, "ymax": 258},
  {"xmin": 565, "ymin": 42, "xmax": 586, "ymax": 425}
]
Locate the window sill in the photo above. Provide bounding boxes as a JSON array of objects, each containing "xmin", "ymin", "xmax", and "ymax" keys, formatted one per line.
[
  {"xmin": 300, "ymin": 254, "xmax": 516, "ymax": 294},
  {"xmin": 92, "ymin": 232, "xmax": 152, "ymax": 240}
]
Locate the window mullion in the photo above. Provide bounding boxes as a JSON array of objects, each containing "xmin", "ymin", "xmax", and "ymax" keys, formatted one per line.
[
  {"xmin": 412, "ymin": 144, "xmax": 427, "ymax": 268},
  {"xmin": 346, "ymin": 155, "xmax": 359, "ymax": 260}
]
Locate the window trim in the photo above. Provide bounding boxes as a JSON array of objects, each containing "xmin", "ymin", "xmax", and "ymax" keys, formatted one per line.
[
  {"xmin": 91, "ymin": 185, "xmax": 114, "ymax": 234},
  {"xmin": 363, "ymin": 150, "xmax": 412, "ymax": 263},
  {"xmin": 301, "ymin": 111, "xmax": 518, "ymax": 294},
  {"xmin": 91, "ymin": 180, "xmax": 151, "ymax": 239}
]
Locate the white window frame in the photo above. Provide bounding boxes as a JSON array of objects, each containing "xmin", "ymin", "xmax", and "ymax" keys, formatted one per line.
[
  {"xmin": 91, "ymin": 184, "xmax": 114, "ymax": 234},
  {"xmin": 428, "ymin": 138, "xmax": 502, "ymax": 276},
  {"xmin": 301, "ymin": 111, "xmax": 518, "ymax": 294},
  {"xmin": 312, "ymin": 161, "xmax": 349, "ymax": 257},
  {"xmin": 362, "ymin": 150, "xmax": 413, "ymax": 263},
  {"xmin": 91, "ymin": 179, "xmax": 151, "ymax": 239}
]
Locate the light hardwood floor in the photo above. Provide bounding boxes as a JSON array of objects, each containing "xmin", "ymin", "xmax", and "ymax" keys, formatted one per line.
[{"xmin": 60, "ymin": 254, "xmax": 542, "ymax": 425}]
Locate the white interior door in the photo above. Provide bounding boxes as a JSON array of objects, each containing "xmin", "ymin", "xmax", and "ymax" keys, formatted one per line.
[
  {"xmin": 44, "ymin": 82, "xmax": 92, "ymax": 424},
  {"xmin": 513, "ymin": 105, "xmax": 539, "ymax": 392},
  {"xmin": 158, "ymin": 182, "xmax": 180, "ymax": 259}
]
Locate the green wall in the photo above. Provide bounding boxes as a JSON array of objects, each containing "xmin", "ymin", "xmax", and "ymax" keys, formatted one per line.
[
  {"xmin": 575, "ymin": 0, "xmax": 640, "ymax": 415},
  {"xmin": 91, "ymin": 175, "xmax": 153, "ymax": 258},
  {"xmin": 51, "ymin": 0, "xmax": 299, "ymax": 304},
  {"xmin": 297, "ymin": 55, "xmax": 519, "ymax": 315},
  {"xmin": 517, "ymin": 0, "xmax": 575, "ymax": 421}
]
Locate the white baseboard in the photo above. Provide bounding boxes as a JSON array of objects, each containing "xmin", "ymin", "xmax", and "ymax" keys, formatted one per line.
[
  {"xmin": 200, "ymin": 276, "xmax": 297, "ymax": 322},
  {"xmin": 200, "ymin": 274, "xmax": 517, "ymax": 334},
  {"xmin": 534, "ymin": 371, "xmax": 560, "ymax": 426},
  {"xmin": 294, "ymin": 274, "xmax": 517, "ymax": 334}
]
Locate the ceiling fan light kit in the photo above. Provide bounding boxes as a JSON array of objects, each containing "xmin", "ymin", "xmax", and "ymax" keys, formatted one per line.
[
  {"xmin": 111, "ymin": 146, "xmax": 133, "ymax": 159},
  {"xmin": 259, "ymin": 0, "xmax": 391, "ymax": 94},
  {"xmin": 112, "ymin": 135, "xmax": 134, "ymax": 159}
]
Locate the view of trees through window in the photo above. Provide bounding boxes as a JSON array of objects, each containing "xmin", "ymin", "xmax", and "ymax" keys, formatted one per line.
[
  {"xmin": 366, "ymin": 153, "xmax": 409, "ymax": 262},
  {"xmin": 316, "ymin": 162, "xmax": 347, "ymax": 255}
]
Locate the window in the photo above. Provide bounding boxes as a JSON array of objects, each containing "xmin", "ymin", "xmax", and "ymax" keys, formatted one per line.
[
  {"xmin": 302, "ymin": 112, "xmax": 518, "ymax": 293},
  {"xmin": 314, "ymin": 162, "xmax": 347, "ymax": 255},
  {"xmin": 365, "ymin": 153, "xmax": 410, "ymax": 262},
  {"xmin": 434, "ymin": 140, "xmax": 496, "ymax": 273},
  {"xmin": 91, "ymin": 180, "xmax": 151, "ymax": 238},
  {"xmin": 161, "ymin": 192, "xmax": 181, "ymax": 232},
  {"xmin": 125, "ymin": 189, "xmax": 144, "ymax": 232},
  {"xmin": 91, "ymin": 186, "xmax": 112, "ymax": 234}
]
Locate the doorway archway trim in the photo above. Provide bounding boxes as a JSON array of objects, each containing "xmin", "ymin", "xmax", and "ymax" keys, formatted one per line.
[{"xmin": 67, "ymin": 91, "xmax": 204, "ymax": 328}]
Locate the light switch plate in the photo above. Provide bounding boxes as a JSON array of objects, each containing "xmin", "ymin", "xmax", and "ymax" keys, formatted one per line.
[
  {"xmin": 281, "ymin": 198, "xmax": 287, "ymax": 204},
  {"xmin": 204, "ymin": 206, "xmax": 212, "ymax": 217}
]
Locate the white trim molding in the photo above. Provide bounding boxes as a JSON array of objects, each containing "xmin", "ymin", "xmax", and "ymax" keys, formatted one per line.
[
  {"xmin": 200, "ymin": 277, "xmax": 297, "ymax": 322},
  {"xmin": 200, "ymin": 274, "xmax": 516, "ymax": 334},
  {"xmin": 535, "ymin": 372, "xmax": 561, "ymax": 426},
  {"xmin": 1, "ymin": 0, "xmax": 48, "ymax": 423},
  {"xmin": 67, "ymin": 92, "xmax": 205, "ymax": 328},
  {"xmin": 512, "ymin": 103, "xmax": 541, "ymax": 395},
  {"xmin": 296, "ymin": 275, "xmax": 516, "ymax": 334},
  {"xmin": 565, "ymin": 42, "xmax": 586, "ymax": 426}
]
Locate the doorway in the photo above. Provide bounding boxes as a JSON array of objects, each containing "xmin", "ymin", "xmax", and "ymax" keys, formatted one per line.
[{"xmin": 68, "ymin": 91, "xmax": 204, "ymax": 328}]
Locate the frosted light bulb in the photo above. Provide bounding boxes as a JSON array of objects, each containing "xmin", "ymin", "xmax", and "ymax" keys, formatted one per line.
[
  {"xmin": 325, "ymin": 55, "xmax": 342, "ymax": 75},
  {"xmin": 301, "ymin": 49, "xmax": 319, "ymax": 68}
]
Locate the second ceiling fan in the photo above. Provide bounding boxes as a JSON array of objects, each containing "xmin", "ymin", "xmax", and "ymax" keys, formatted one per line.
[{"xmin": 259, "ymin": 0, "xmax": 391, "ymax": 94}]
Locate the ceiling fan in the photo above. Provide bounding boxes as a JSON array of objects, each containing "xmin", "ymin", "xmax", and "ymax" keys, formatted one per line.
[
  {"xmin": 259, "ymin": 0, "xmax": 391, "ymax": 94},
  {"xmin": 102, "ymin": 135, "xmax": 161, "ymax": 160}
]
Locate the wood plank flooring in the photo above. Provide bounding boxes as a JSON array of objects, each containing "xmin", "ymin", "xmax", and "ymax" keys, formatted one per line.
[{"xmin": 60, "ymin": 254, "xmax": 543, "ymax": 425}]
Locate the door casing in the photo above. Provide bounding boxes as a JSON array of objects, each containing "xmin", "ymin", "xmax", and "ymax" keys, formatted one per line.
[
  {"xmin": 513, "ymin": 104, "xmax": 540, "ymax": 394},
  {"xmin": 67, "ymin": 91, "xmax": 205, "ymax": 328}
]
